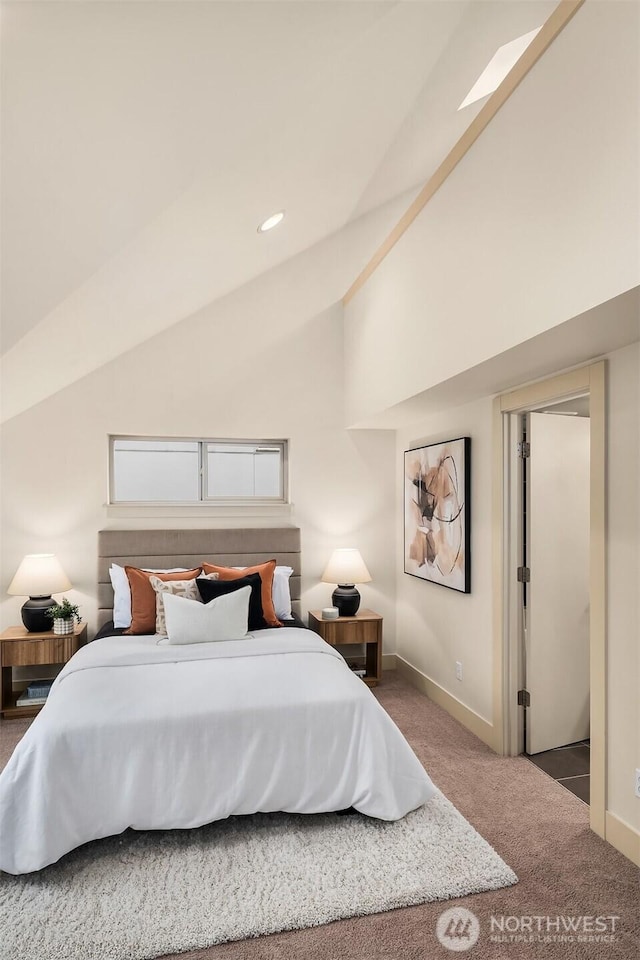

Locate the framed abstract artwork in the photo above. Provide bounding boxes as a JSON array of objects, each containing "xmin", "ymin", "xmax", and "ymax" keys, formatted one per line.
[{"xmin": 404, "ymin": 437, "xmax": 471, "ymax": 593}]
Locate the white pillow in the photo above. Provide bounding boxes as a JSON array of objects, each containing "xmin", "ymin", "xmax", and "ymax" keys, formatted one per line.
[
  {"xmin": 273, "ymin": 566, "xmax": 294, "ymax": 620},
  {"xmin": 150, "ymin": 572, "xmax": 219, "ymax": 636},
  {"xmin": 232, "ymin": 564, "xmax": 294, "ymax": 620},
  {"xmin": 109, "ymin": 563, "xmax": 194, "ymax": 629},
  {"xmin": 109, "ymin": 564, "xmax": 132, "ymax": 628},
  {"xmin": 163, "ymin": 587, "xmax": 251, "ymax": 645}
]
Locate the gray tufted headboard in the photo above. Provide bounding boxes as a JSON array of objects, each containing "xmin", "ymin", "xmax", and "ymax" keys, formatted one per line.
[{"xmin": 97, "ymin": 527, "xmax": 301, "ymax": 628}]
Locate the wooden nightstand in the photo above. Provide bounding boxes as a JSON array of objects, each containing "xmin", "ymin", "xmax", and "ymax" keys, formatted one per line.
[
  {"xmin": 0, "ymin": 623, "xmax": 87, "ymax": 719},
  {"xmin": 308, "ymin": 609, "xmax": 382, "ymax": 686}
]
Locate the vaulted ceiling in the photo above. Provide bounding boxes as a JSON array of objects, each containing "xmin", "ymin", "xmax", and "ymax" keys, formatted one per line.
[{"xmin": 1, "ymin": 0, "xmax": 556, "ymax": 420}]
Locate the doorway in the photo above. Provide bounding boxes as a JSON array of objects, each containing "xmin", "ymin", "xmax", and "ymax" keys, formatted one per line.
[
  {"xmin": 492, "ymin": 361, "xmax": 606, "ymax": 838},
  {"xmin": 517, "ymin": 400, "xmax": 591, "ymax": 803}
]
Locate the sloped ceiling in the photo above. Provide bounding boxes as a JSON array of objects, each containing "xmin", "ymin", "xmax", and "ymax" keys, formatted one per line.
[{"xmin": 0, "ymin": 0, "xmax": 555, "ymax": 421}]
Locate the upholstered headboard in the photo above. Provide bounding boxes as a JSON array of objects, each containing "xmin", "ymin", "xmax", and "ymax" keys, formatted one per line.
[{"xmin": 97, "ymin": 527, "xmax": 301, "ymax": 628}]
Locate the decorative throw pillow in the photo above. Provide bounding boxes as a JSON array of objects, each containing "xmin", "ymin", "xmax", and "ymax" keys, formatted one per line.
[
  {"xmin": 200, "ymin": 559, "xmax": 281, "ymax": 627},
  {"xmin": 124, "ymin": 567, "xmax": 202, "ymax": 635},
  {"xmin": 232, "ymin": 565, "xmax": 294, "ymax": 620},
  {"xmin": 196, "ymin": 573, "xmax": 267, "ymax": 631},
  {"xmin": 149, "ymin": 573, "xmax": 219, "ymax": 636},
  {"xmin": 109, "ymin": 564, "xmax": 193, "ymax": 629},
  {"xmin": 163, "ymin": 588, "xmax": 251, "ymax": 645}
]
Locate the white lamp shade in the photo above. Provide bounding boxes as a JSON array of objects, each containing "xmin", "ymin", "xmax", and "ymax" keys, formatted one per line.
[
  {"xmin": 7, "ymin": 554, "xmax": 72, "ymax": 597},
  {"xmin": 321, "ymin": 548, "xmax": 372, "ymax": 585}
]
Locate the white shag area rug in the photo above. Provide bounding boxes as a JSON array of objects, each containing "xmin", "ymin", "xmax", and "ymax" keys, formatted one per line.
[{"xmin": 0, "ymin": 792, "xmax": 516, "ymax": 960}]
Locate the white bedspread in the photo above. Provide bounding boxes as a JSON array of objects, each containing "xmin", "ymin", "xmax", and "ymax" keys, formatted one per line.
[{"xmin": 0, "ymin": 629, "xmax": 436, "ymax": 874}]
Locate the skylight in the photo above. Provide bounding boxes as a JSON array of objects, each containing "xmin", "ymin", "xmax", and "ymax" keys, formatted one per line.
[{"xmin": 458, "ymin": 27, "xmax": 542, "ymax": 110}]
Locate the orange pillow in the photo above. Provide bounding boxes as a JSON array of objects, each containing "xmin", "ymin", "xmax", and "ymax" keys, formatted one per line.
[
  {"xmin": 200, "ymin": 559, "xmax": 281, "ymax": 627},
  {"xmin": 124, "ymin": 567, "xmax": 202, "ymax": 635}
]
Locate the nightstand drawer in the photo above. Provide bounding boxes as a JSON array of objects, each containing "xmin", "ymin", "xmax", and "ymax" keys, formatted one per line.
[
  {"xmin": 323, "ymin": 619, "xmax": 371, "ymax": 645},
  {"xmin": 2, "ymin": 637, "xmax": 74, "ymax": 667}
]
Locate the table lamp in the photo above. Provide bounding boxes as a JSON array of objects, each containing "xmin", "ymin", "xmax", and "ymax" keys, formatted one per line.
[
  {"xmin": 7, "ymin": 554, "xmax": 72, "ymax": 632},
  {"xmin": 321, "ymin": 548, "xmax": 371, "ymax": 617}
]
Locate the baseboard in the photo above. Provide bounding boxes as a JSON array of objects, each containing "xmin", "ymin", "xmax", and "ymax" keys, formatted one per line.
[
  {"xmin": 605, "ymin": 811, "xmax": 640, "ymax": 867},
  {"xmin": 382, "ymin": 654, "xmax": 397, "ymax": 671},
  {"xmin": 396, "ymin": 656, "xmax": 496, "ymax": 750}
]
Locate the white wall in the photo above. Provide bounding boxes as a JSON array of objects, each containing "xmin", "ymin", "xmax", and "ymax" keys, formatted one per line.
[
  {"xmin": 0, "ymin": 291, "xmax": 397, "ymax": 651},
  {"xmin": 344, "ymin": 0, "xmax": 639, "ymax": 426},
  {"xmin": 396, "ymin": 397, "xmax": 494, "ymax": 723},
  {"xmin": 606, "ymin": 342, "xmax": 640, "ymax": 831}
]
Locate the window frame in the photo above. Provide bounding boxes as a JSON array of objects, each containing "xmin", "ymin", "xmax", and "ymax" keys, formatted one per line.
[{"xmin": 108, "ymin": 435, "xmax": 289, "ymax": 506}]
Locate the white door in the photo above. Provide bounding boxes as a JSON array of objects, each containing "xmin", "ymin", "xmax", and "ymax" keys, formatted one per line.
[{"xmin": 525, "ymin": 412, "xmax": 590, "ymax": 754}]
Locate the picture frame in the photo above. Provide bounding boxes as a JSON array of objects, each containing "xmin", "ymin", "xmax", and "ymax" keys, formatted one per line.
[{"xmin": 404, "ymin": 436, "xmax": 471, "ymax": 593}]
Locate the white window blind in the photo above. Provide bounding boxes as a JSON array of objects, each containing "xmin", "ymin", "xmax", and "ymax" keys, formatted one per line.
[{"xmin": 109, "ymin": 437, "xmax": 287, "ymax": 504}]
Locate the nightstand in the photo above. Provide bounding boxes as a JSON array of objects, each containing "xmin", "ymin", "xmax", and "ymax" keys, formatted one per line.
[
  {"xmin": 0, "ymin": 623, "xmax": 87, "ymax": 718},
  {"xmin": 308, "ymin": 609, "xmax": 382, "ymax": 686}
]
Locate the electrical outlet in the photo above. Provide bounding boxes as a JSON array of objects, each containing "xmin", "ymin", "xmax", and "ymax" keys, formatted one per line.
[
  {"xmin": 635, "ymin": 769, "xmax": 640, "ymax": 799},
  {"xmin": 455, "ymin": 661, "xmax": 463, "ymax": 682}
]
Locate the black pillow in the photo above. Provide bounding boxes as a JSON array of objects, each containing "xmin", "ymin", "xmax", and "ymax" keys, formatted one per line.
[
  {"xmin": 196, "ymin": 573, "xmax": 268, "ymax": 631},
  {"xmin": 93, "ymin": 620, "xmax": 127, "ymax": 641}
]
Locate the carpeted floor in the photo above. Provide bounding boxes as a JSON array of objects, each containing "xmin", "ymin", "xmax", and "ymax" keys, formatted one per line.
[
  {"xmin": 0, "ymin": 794, "xmax": 517, "ymax": 960},
  {"xmin": 1, "ymin": 673, "xmax": 638, "ymax": 959}
]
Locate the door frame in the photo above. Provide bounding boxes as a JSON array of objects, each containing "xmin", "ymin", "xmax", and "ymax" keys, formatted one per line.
[{"xmin": 492, "ymin": 361, "xmax": 606, "ymax": 837}]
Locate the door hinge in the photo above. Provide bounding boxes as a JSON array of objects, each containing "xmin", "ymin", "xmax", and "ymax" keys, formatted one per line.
[
  {"xmin": 517, "ymin": 566, "xmax": 531, "ymax": 583},
  {"xmin": 517, "ymin": 441, "xmax": 531, "ymax": 458},
  {"xmin": 517, "ymin": 689, "xmax": 531, "ymax": 707}
]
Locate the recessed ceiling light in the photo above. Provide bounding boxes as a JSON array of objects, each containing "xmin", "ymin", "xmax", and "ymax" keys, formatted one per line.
[
  {"xmin": 458, "ymin": 27, "xmax": 542, "ymax": 110},
  {"xmin": 257, "ymin": 211, "xmax": 285, "ymax": 233}
]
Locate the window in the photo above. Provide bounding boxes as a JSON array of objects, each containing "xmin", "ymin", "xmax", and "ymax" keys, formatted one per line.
[{"xmin": 109, "ymin": 437, "xmax": 288, "ymax": 504}]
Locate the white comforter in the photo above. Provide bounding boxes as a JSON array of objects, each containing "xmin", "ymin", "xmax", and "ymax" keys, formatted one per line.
[{"xmin": 0, "ymin": 628, "xmax": 436, "ymax": 874}]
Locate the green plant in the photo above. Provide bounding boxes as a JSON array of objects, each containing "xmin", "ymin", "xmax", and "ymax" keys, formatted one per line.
[{"xmin": 45, "ymin": 598, "xmax": 82, "ymax": 624}]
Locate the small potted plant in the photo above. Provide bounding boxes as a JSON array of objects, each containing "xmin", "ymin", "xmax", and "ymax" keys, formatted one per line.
[{"xmin": 46, "ymin": 598, "xmax": 82, "ymax": 636}]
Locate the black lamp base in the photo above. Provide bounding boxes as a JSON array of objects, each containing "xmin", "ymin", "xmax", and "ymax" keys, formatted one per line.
[
  {"xmin": 21, "ymin": 596, "xmax": 54, "ymax": 633},
  {"xmin": 331, "ymin": 584, "xmax": 361, "ymax": 617}
]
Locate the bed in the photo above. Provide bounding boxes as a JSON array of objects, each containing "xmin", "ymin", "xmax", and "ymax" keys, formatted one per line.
[{"xmin": 0, "ymin": 528, "xmax": 436, "ymax": 875}]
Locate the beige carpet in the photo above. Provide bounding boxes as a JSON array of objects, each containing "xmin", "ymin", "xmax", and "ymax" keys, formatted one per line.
[{"xmin": 1, "ymin": 674, "xmax": 638, "ymax": 959}]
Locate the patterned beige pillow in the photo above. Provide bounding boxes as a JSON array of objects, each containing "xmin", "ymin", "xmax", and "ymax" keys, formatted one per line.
[{"xmin": 149, "ymin": 574, "xmax": 219, "ymax": 637}]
